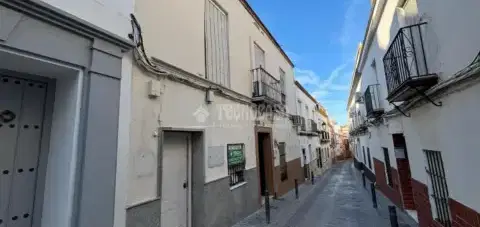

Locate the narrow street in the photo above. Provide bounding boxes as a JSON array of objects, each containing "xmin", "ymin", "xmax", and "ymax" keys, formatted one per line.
[{"xmin": 234, "ymin": 161, "xmax": 417, "ymax": 227}]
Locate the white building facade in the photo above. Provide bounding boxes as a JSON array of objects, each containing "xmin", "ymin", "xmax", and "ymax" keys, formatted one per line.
[
  {"xmin": 348, "ymin": 0, "xmax": 480, "ymax": 226},
  {"xmin": 0, "ymin": 1, "xmax": 134, "ymax": 227},
  {"xmin": 295, "ymin": 82, "xmax": 332, "ymax": 179},
  {"xmin": 125, "ymin": 1, "xmax": 304, "ymax": 227}
]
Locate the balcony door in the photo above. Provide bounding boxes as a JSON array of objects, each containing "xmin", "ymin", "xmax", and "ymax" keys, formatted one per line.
[{"xmin": 254, "ymin": 43, "xmax": 265, "ymax": 69}]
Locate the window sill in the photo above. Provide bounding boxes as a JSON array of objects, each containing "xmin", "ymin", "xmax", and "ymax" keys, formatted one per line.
[{"xmin": 230, "ymin": 182, "xmax": 247, "ymax": 191}]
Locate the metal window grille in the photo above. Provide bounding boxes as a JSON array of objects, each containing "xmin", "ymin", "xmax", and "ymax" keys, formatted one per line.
[
  {"xmin": 228, "ymin": 163, "xmax": 245, "ymax": 186},
  {"xmin": 383, "ymin": 147, "xmax": 394, "ymax": 187},
  {"xmin": 367, "ymin": 147, "xmax": 372, "ymax": 169},
  {"xmin": 279, "ymin": 142, "xmax": 288, "ymax": 181},
  {"xmin": 424, "ymin": 150, "xmax": 452, "ymax": 227}
]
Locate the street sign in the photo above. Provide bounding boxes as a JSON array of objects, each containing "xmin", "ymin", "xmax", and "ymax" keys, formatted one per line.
[{"xmin": 227, "ymin": 144, "xmax": 245, "ymax": 166}]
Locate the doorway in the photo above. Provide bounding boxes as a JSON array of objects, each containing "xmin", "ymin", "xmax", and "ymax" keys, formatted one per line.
[
  {"xmin": 302, "ymin": 148, "xmax": 308, "ymax": 179},
  {"xmin": 393, "ymin": 133, "xmax": 415, "ymax": 210},
  {"xmin": 0, "ymin": 75, "xmax": 49, "ymax": 227},
  {"xmin": 161, "ymin": 132, "xmax": 192, "ymax": 227},
  {"xmin": 256, "ymin": 130, "xmax": 274, "ymax": 197}
]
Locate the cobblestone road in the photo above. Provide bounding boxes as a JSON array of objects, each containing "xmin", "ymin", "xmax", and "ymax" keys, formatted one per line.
[{"xmin": 233, "ymin": 161, "xmax": 418, "ymax": 227}]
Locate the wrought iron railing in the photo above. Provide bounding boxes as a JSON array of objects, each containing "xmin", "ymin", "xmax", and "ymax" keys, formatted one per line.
[
  {"xmin": 364, "ymin": 84, "xmax": 383, "ymax": 118},
  {"xmin": 383, "ymin": 23, "xmax": 430, "ymax": 94},
  {"xmin": 252, "ymin": 67, "xmax": 282, "ymax": 104}
]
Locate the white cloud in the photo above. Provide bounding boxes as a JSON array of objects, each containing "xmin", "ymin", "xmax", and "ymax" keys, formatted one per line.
[{"xmin": 286, "ymin": 51, "xmax": 301, "ymax": 64}]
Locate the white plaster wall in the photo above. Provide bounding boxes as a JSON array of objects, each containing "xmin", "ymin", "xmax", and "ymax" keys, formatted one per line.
[
  {"xmin": 40, "ymin": 0, "xmax": 133, "ymax": 39},
  {"xmin": 129, "ymin": 0, "xmax": 296, "ymax": 206},
  {"xmin": 401, "ymin": 83, "xmax": 480, "ymax": 212},
  {"xmin": 135, "ymin": 0, "xmax": 294, "ymax": 100},
  {"xmin": 416, "ymin": 0, "xmax": 480, "ymax": 80},
  {"xmin": 128, "ymin": 65, "xmax": 257, "ymax": 205}
]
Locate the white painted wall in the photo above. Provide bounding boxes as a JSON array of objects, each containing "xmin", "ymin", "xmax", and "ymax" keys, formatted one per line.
[
  {"xmin": 401, "ymin": 83, "xmax": 480, "ymax": 212},
  {"xmin": 135, "ymin": 0, "xmax": 294, "ymax": 100},
  {"xmin": 40, "ymin": 0, "xmax": 134, "ymax": 39},
  {"xmin": 129, "ymin": 0, "xmax": 296, "ymax": 206}
]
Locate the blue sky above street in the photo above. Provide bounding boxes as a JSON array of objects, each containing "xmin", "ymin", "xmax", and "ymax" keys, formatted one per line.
[{"xmin": 247, "ymin": 0, "xmax": 370, "ymax": 125}]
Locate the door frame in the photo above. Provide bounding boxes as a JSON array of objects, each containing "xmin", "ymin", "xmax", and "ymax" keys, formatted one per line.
[
  {"xmin": 254, "ymin": 126, "xmax": 274, "ymax": 203},
  {"xmin": 158, "ymin": 127, "xmax": 205, "ymax": 227}
]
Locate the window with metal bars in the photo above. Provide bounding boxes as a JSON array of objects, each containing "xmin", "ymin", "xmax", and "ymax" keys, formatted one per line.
[
  {"xmin": 383, "ymin": 147, "xmax": 394, "ymax": 187},
  {"xmin": 317, "ymin": 148, "xmax": 322, "ymax": 168},
  {"xmin": 279, "ymin": 142, "xmax": 288, "ymax": 181},
  {"xmin": 367, "ymin": 147, "xmax": 372, "ymax": 169},
  {"xmin": 424, "ymin": 150, "xmax": 452, "ymax": 227},
  {"xmin": 227, "ymin": 144, "xmax": 245, "ymax": 186}
]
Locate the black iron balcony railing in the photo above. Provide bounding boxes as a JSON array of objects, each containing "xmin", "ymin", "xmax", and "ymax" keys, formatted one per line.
[
  {"xmin": 320, "ymin": 130, "xmax": 330, "ymax": 143},
  {"xmin": 364, "ymin": 84, "xmax": 384, "ymax": 118},
  {"xmin": 252, "ymin": 67, "xmax": 282, "ymax": 104},
  {"xmin": 383, "ymin": 23, "xmax": 438, "ymax": 102}
]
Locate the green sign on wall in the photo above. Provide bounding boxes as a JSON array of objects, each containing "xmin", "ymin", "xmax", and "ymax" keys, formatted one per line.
[{"xmin": 227, "ymin": 144, "xmax": 245, "ymax": 166}]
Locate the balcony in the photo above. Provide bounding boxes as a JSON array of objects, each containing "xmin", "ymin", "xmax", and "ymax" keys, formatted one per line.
[
  {"xmin": 364, "ymin": 84, "xmax": 384, "ymax": 118},
  {"xmin": 320, "ymin": 130, "xmax": 330, "ymax": 143},
  {"xmin": 383, "ymin": 23, "xmax": 438, "ymax": 102},
  {"xmin": 252, "ymin": 67, "xmax": 283, "ymax": 105}
]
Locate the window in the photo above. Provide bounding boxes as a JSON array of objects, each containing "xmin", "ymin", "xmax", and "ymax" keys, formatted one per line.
[
  {"xmin": 362, "ymin": 146, "xmax": 366, "ymax": 164},
  {"xmin": 227, "ymin": 144, "xmax": 245, "ymax": 186},
  {"xmin": 317, "ymin": 148, "xmax": 322, "ymax": 168},
  {"xmin": 279, "ymin": 68, "xmax": 286, "ymax": 104},
  {"xmin": 424, "ymin": 150, "xmax": 452, "ymax": 226},
  {"xmin": 279, "ymin": 142, "xmax": 288, "ymax": 181},
  {"xmin": 367, "ymin": 147, "xmax": 372, "ymax": 169},
  {"xmin": 383, "ymin": 147, "xmax": 393, "ymax": 187},
  {"xmin": 205, "ymin": 0, "xmax": 230, "ymax": 87}
]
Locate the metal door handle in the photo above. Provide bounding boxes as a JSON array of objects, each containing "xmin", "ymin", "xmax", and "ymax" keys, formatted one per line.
[{"xmin": 183, "ymin": 181, "xmax": 188, "ymax": 189}]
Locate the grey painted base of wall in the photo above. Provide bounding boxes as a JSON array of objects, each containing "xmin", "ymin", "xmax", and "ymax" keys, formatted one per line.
[
  {"xmin": 126, "ymin": 199, "xmax": 162, "ymax": 227},
  {"xmin": 201, "ymin": 168, "xmax": 260, "ymax": 227},
  {"xmin": 126, "ymin": 168, "xmax": 259, "ymax": 227}
]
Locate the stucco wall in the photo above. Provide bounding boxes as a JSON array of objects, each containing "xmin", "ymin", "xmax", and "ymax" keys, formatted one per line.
[
  {"xmin": 134, "ymin": 0, "xmax": 294, "ymax": 102},
  {"xmin": 128, "ymin": 66, "xmax": 258, "ymax": 205},
  {"xmin": 401, "ymin": 83, "xmax": 480, "ymax": 212},
  {"xmin": 40, "ymin": 0, "xmax": 133, "ymax": 39}
]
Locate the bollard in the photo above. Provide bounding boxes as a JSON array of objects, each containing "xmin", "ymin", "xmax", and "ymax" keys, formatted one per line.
[
  {"xmin": 311, "ymin": 171, "xmax": 314, "ymax": 185},
  {"xmin": 388, "ymin": 206, "xmax": 399, "ymax": 227},
  {"xmin": 265, "ymin": 190, "xmax": 270, "ymax": 224},
  {"xmin": 370, "ymin": 182, "xmax": 377, "ymax": 209},
  {"xmin": 362, "ymin": 172, "xmax": 366, "ymax": 188},
  {"xmin": 294, "ymin": 179, "xmax": 299, "ymax": 199}
]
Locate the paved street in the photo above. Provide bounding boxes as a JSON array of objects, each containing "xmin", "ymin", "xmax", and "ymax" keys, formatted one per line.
[{"xmin": 233, "ymin": 161, "xmax": 418, "ymax": 227}]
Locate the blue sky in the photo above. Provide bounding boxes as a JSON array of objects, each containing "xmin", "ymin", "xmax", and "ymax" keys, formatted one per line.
[{"xmin": 247, "ymin": 0, "xmax": 370, "ymax": 125}]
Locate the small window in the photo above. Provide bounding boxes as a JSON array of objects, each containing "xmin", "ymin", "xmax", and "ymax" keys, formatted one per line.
[
  {"xmin": 317, "ymin": 148, "xmax": 322, "ymax": 168},
  {"xmin": 362, "ymin": 146, "xmax": 366, "ymax": 164},
  {"xmin": 383, "ymin": 147, "xmax": 393, "ymax": 187},
  {"xmin": 367, "ymin": 147, "xmax": 372, "ymax": 169},
  {"xmin": 424, "ymin": 150, "xmax": 452, "ymax": 226},
  {"xmin": 279, "ymin": 142, "xmax": 288, "ymax": 181},
  {"xmin": 227, "ymin": 144, "xmax": 246, "ymax": 186}
]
